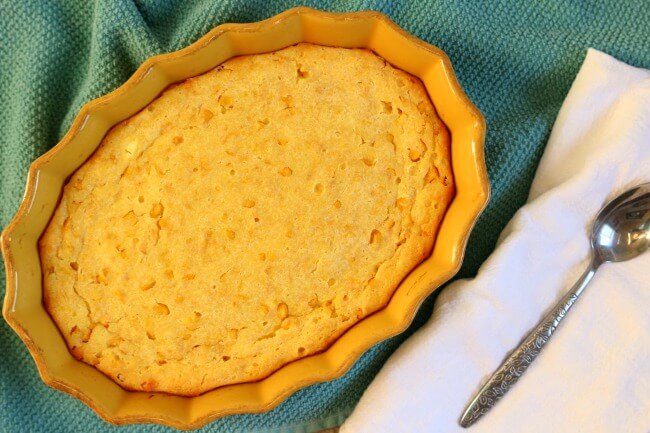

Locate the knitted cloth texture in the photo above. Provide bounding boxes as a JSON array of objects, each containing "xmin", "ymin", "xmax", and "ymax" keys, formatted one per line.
[{"xmin": 0, "ymin": 1, "xmax": 648, "ymax": 432}]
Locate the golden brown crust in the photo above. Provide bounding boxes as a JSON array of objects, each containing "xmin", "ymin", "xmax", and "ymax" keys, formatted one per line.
[{"xmin": 40, "ymin": 43, "xmax": 453, "ymax": 395}]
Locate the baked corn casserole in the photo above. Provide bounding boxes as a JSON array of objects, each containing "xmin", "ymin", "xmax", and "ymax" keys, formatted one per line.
[{"xmin": 40, "ymin": 43, "xmax": 453, "ymax": 395}]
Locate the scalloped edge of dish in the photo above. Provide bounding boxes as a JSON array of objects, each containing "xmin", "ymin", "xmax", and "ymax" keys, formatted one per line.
[{"xmin": 1, "ymin": 7, "xmax": 488, "ymax": 429}]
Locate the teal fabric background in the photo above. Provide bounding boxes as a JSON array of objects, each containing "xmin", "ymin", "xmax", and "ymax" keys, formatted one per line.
[{"xmin": 1, "ymin": 1, "xmax": 648, "ymax": 432}]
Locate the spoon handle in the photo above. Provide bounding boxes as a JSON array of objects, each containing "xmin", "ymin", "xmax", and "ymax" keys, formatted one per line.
[{"xmin": 460, "ymin": 260, "xmax": 599, "ymax": 428}]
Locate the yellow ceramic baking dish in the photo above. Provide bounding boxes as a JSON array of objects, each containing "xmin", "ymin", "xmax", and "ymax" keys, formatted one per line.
[{"xmin": 1, "ymin": 7, "xmax": 488, "ymax": 429}]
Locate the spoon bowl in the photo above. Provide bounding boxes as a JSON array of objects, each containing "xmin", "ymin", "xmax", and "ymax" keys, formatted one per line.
[{"xmin": 592, "ymin": 183, "xmax": 650, "ymax": 263}]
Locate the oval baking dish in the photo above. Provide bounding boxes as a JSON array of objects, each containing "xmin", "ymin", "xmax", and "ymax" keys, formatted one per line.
[{"xmin": 1, "ymin": 7, "xmax": 488, "ymax": 429}]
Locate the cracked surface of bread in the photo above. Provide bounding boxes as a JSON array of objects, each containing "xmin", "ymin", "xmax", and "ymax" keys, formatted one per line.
[{"xmin": 40, "ymin": 43, "xmax": 454, "ymax": 395}]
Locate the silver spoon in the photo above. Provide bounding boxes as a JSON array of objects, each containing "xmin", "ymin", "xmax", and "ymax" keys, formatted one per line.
[{"xmin": 460, "ymin": 182, "xmax": 650, "ymax": 428}]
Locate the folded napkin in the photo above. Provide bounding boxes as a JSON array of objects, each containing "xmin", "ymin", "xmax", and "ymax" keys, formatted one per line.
[{"xmin": 341, "ymin": 49, "xmax": 650, "ymax": 433}]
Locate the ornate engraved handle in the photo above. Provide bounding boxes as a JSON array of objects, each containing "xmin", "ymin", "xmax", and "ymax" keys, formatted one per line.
[{"xmin": 460, "ymin": 260, "xmax": 599, "ymax": 428}]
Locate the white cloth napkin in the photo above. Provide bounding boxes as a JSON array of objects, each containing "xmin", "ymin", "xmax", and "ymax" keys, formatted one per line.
[{"xmin": 341, "ymin": 49, "xmax": 650, "ymax": 433}]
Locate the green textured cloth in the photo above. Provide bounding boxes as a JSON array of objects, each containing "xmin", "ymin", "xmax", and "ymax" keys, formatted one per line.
[{"xmin": 1, "ymin": 1, "xmax": 648, "ymax": 432}]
